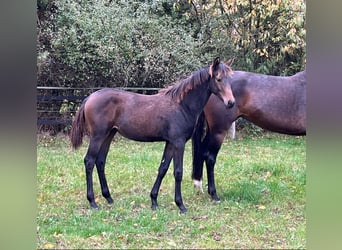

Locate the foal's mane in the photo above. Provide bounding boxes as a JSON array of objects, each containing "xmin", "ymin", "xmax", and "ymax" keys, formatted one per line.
[{"xmin": 159, "ymin": 67, "xmax": 210, "ymax": 103}]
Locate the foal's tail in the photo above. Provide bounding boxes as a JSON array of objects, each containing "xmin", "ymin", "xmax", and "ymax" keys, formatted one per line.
[
  {"xmin": 70, "ymin": 99, "xmax": 87, "ymax": 149},
  {"xmin": 191, "ymin": 111, "xmax": 207, "ymax": 192}
]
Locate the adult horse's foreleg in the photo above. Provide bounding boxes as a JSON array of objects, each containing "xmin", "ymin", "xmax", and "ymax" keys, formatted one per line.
[
  {"xmin": 191, "ymin": 111, "xmax": 206, "ymax": 193},
  {"xmin": 204, "ymin": 133, "xmax": 225, "ymax": 202},
  {"xmin": 95, "ymin": 129, "xmax": 117, "ymax": 205},
  {"xmin": 84, "ymin": 134, "xmax": 106, "ymax": 209},
  {"xmin": 150, "ymin": 142, "xmax": 173, "ymax": 210},
  {"xmin": 172, "ymin": 141, "xmax": 187, "ymax": 213},
  {"xmin": 191, "ymin": 132, "xmax": 206, "ymax": 194}
]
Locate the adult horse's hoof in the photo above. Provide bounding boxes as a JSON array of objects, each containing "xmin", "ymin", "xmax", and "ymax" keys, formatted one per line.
[
  {"xmin": 211, "ymin": 194, "xmax": 221, "ymax": 203},
  {"xmin": 209, "ymin": 192, "xmax": 220, "ymax": 202}
]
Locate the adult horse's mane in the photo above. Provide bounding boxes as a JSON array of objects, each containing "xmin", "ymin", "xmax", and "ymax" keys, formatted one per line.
[{"xmin": 159, "ymin": 67, "xmax": 210, "ymax": 103}]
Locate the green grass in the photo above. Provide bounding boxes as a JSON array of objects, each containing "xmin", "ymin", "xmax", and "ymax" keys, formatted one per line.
[{"xmin": 37, "ymin": 132, "xmax": 306, "ymax": 249}]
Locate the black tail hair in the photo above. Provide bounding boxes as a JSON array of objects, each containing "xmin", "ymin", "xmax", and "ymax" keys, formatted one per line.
[{"xmin": 191, "ymin": 111, "xmax": 207, "ymax": 181}]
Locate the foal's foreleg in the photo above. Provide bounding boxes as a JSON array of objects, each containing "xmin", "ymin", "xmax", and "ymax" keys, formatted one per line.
[
  {"xmin": 172, "ymin": 142, "xmax": 187, "ymax": 213},
  {"xmin": 95, "ymin": 130, "xmax": 117, "ymax": 205},
  {"xmin": 150, "ymin": 142, "xmax": 173, "ymax": 210}
]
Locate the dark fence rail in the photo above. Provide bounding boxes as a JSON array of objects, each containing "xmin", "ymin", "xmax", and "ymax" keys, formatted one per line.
[{"xmin": 37, "ymin": 86, "xmax": 160, "ymax": 134}]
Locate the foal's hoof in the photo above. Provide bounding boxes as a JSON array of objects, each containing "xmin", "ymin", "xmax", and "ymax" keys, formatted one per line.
[
  {"xmin": 179, "ymin": 206, "xmax": 187, "ymax": 214},
  {"xmin": 151, "ymin": 204, "xmax": 158, "ymax": 211},
  {"xmin": 180, "ymin": 208, "xmax": 187, "ymax": 214},
  {"xmin": 90, "ymin": 202, "xmax": 99, "ymax": 210},
  {"xmin": 106, "ymin": 197, "xmax": 114, "ymax": 205}
]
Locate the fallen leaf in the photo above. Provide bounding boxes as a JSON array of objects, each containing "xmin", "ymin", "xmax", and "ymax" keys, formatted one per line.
[
  {"xmin": 212, "ymin": 231, "xmax": 221, "ymax": 241},
  {"xmin": 167, "ymin": 240, "xmax": 177, "ymax": 247},
  {"xmin": 264, "ymin": 171, "xmax": 272, "ymax": 179},
  {"xmin": 43, "ymin": 243, "xmax": 54, "ymax": 249},
  {"xmin": 192, "ymin": 215, "xmax": 208, "ymax": 221}
]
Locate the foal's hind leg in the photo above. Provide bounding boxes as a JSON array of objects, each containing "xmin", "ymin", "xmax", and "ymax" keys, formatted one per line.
[
  {"xmin": 84, "ymin": 134, "xmax": 107, "ymax": 209},
  {"xmin": 150, "ymin": 142, "xmax": 173, "ymax": 210},
  {"xmin": 95, "ymin": 129, "xmax": 117, "ymax": 205}
]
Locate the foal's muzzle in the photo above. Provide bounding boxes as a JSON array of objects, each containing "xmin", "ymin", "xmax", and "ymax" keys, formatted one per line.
[{"xmin": 227, "ymin": 100, "xmax": 235, "ymax": 109}]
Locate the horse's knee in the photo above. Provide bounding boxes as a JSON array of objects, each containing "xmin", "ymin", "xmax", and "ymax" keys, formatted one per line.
[
  {"xmin": 95, "ymin": 158, "xmax": 105, "ymax": 169},
  {"xmin": 207, "ymin": 155, "xmax": 216, "ymax": 167},
  {"xmin": 84, "ymin": 155, "xmax": 95, "ymax": 168},
  {"xmin": 204, "ymin": 151, "xmax": 216, "ymax": 168},
  {"xmin": 174, "ymin": 168, "xmax": 183, "ymax": 182},
  {"xmin": 150, "ymin": 189, "xmax": 157, "ymax": 200}
]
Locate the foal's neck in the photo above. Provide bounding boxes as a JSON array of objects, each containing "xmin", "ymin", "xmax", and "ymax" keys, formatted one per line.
[{"xmin": 181, "ymin": 79, "xmax": 211, "ymax": 115}]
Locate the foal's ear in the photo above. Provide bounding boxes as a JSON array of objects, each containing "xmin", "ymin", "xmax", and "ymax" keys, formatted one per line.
[
  {"xmin": 213, "ymin": 57, "xmax": 220, "ymax": 65},
  {"xmin": 225, "ymin": 58, "xmax": 235, "ymax": 67},
  {"xmin": 209, "ymin": 57, "xmax": 221, "ymax": 77}
]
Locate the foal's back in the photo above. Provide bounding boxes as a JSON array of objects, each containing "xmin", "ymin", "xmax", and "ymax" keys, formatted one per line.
[{"xmin": 83, "ymin": 88, "xmax": 184, "ymax": 142}]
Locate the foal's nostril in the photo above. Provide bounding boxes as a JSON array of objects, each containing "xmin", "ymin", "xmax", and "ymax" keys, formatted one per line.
[{"xmin": 227, "ymin": 100, "xmax": 235, "ymax": 108}]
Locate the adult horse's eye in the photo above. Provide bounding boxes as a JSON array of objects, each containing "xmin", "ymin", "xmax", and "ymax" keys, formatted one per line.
[{"xmin": 217, "ymin": 78, "xmax": 222, "ymax": 82}]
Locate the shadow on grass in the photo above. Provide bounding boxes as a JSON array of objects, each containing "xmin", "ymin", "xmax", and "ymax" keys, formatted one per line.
[{"xmin": 219, "ymin": 181, "xmax": 267, "ymax": 204}]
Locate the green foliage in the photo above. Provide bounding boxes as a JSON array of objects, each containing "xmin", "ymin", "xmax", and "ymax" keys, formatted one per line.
[
  {"xmin": 189, "ymin": 0, "xmax": 306, "ymax": 75},
  {"xmin": 37, "ymin": 0, "xmax": 306, "ymax": 88},
  {"xmin": 38, "ymin": 0, "xmax": 207, "ymax": 88},
  {"xmin": 235, "ymin": 118, "xmax": 265, "ymax": 137}
]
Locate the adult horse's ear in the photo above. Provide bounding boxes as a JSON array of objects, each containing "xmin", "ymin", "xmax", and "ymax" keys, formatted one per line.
[
  {"xmin": 209, "ymin": 57, "xmax": 221, "ymax": 77},
  {"xmin": 225, "ymin": 58, "xmax": 235, "ymax": 67}
]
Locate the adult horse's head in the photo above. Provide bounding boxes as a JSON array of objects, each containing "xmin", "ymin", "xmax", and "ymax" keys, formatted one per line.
[{"xmin": 209, "ymin": 57, "xmax": 235, "ymax": 108}]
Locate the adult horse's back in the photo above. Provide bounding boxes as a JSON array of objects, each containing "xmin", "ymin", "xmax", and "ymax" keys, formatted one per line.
[
  {"xmin": 70, "ymin": 58, "xmax": 235, "ymax": 213},
  {"xmin": 192, "ymin": 69, "xmax": 306, "ymax": 200},
  {"xmin": 231, "ymin": 70, "xmax": 306, "ymax": 135}
]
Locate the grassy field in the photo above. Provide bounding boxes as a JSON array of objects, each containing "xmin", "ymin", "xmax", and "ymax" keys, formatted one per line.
[{"xmin": 37, "ymin": 132, "xmax": 306, "ymax": 249}]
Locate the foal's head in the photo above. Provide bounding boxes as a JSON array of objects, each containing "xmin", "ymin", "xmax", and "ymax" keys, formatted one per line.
[{"xmin": 209, "ymin": 57, "xmax": 235, "ymax": 108}]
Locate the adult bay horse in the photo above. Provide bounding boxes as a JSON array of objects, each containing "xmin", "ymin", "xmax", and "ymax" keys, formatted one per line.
[
  {"xmin": 192, "ymin": 69, "xmax": 306, "ymax": 200},
  {"xmin": 70, "ymin": 58, "xmax": 235, "ymax": 213}
]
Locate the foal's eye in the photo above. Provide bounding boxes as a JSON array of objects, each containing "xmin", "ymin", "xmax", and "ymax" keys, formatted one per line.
[{"xmin": 217, "ymin": 78, "xmax": 222, "ymax": 82}]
